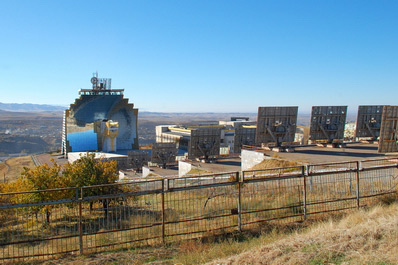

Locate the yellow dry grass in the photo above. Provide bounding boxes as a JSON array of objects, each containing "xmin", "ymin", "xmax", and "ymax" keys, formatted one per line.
[
  {"xmin": 144, "ymin": 173, "xmax": 164, "ymax": 179},
  {"xmin": 0, "ymin": 156, "xmax": 34, "ymax": 182},
  {"xmin": 185, "ymin": 167, "xmax": 212, "ymax": 176},
  {"xmin": 250, "ymin": 158, "xmax": 300, "ymax": 171},
  {"xmin": 208, "ymin": 203, "xmax": 398, "ymax": 265},
  {"xmin": 0, "ymin": 162, "xmax": 7, "ymax": 178}
]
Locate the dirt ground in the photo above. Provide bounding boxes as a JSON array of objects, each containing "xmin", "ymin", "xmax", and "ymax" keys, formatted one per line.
[{"xmin": 36, "ymin": 153, "xmax": 68, "ymax": 167}]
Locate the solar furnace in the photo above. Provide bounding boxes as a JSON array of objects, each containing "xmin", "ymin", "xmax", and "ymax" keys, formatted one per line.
[{"xmin": 62, "ymin": 74, "xmax": 138, "ymax": 155}]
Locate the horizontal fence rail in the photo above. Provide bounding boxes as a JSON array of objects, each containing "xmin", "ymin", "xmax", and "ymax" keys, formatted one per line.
[{"xmin": 1, "ymin": 157, "xmax": 397, "ymax": 261}]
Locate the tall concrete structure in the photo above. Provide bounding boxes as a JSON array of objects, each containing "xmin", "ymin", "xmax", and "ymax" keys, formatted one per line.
[{"xmin": 62, "ymin": 73, "xmax": 138, "ymax": 156}]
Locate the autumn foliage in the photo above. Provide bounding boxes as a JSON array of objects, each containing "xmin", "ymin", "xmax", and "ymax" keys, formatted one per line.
[
  {"xmin": 62, "ymin": 153, "xmax": 119, "ymax": 189},
  {"xmin": 0, "ymin": 153, "xmax": 120, "ymax": 222}
]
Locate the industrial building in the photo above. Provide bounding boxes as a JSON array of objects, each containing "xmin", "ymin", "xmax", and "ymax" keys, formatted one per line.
[{"xmin": 155, "ymin": 117, "xmax": 256, "ymax": 156}]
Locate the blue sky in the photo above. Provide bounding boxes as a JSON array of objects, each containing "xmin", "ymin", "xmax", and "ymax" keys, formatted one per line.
[{"xmin": 0, "ymin": 0, "xmax": 397, "ymax": 113}]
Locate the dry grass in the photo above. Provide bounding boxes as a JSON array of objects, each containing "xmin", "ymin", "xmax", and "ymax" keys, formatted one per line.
[
  {"xmin": 250, "ymin": 158, "xmax": 300, "ymax": 171},
  {"xmin": 186, "ymin": 168, "xmax": 212, "ymax": 176},
  {"xmin": 144, "ymin": 173, "xmax": 164, "ymax": 179},
  {"xmin": 17, "ymin": 245, "xmax": 176, "ymax": 265},
  {"xmin": 8, "ymin": 201, "xmax": 398, "ymax": 265},
  {"xmin": 0, "ymin": 156, "xmax": 34, "ymax": 182},
  {"xmin": 0, "ymin": 162, "xmax": 7, "ymax": 179},
  {"xmin": 208, "ymin": 203, "xmax": 398, "ymax": 265}
]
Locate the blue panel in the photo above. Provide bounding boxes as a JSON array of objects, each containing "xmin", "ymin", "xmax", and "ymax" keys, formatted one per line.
[
  {"xmin": 67, "ymin": 130, "xmax": 98, "ymax": 151},
  {"xmin": 73, "ymin": 95, "xmax": 123, "ymax": 123}
]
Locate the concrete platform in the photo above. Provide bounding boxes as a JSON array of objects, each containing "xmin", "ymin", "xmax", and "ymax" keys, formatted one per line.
[
  {"xmin": 142, "ymin": 157, "xmax": 241, "ymax": 178},
  {"xmin": 67, "ymin": 152, "xmax": 127, "ymax": 163},
  {"xmin": 264, "ymin": 143, "xmax": 385, "ymax": 164},
  {"xmin": 38, "ymin": 143, "xmax": 389, "ymax": 178}
]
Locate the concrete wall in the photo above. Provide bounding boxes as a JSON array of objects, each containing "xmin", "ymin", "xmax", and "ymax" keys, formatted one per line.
[
  {"xmin": 178, "ymin": 161, "xmax": 193, "ymax": 177},
  {"xmin": 118, "ymin": 171, "xmax": 126, "ymax": 181},
  {"xmin": 241, "ymin": 149, "xmax": 266, "ymax": 171},
  {"xmin": 142, "ymin": 166, "xmax": 151, "ymax": 177}
]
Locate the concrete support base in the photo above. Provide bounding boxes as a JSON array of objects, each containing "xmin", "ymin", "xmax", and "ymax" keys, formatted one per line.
[
  {"xmin": 360, "ymin": 140, "xmax": 379, "ymax": 145},
  {"xmin": 271, "ymin": 147, "xmax": 295, "ymax": 153},
  {"xmin": 324, "ymin": 143, "xmax": 346, "ymax": 148}
]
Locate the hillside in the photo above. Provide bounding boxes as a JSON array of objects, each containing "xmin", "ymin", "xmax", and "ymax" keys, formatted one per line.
[
  {"xmin": 209, "ymin": 202, "xmax": 398, "ymax": 265},
  {"xmin": 0, "ymin": 155, "xmax": 34, "ymax": 182},
  {"xmin": 0, "ymin": 135, "xmax": 49, "ymax": 155},
  {"xmin": 21, "ymin": 200, "xmax": 398, "ymax": 265}
]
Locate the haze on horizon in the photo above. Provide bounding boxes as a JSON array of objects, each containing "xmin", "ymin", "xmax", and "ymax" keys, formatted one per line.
[{"xmin": 1, "ymin": 1, "xmax": 397, "ymax": 113}]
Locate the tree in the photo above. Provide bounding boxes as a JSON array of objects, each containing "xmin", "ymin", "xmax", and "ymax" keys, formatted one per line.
[
  {"xmin": 0, "ymin": 182, "xmax": 11, "ymax": 223},
  {"xmin": 6, "ymin": 153, "xmax": 130, "ymax": 221},
  {"xmin": 62, "ymin": 153, "xmax": 120, "ymax": 217},
  {"xmin": 18, "ymin": 160, "xmax": 63, "ymax": 223},
  {"xmin": 62, "ymin": 152, "xmax": 118, "ymax": 191}
]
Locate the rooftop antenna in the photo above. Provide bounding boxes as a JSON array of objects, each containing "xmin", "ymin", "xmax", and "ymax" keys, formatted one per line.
[{"xmin": 91, "ymin": 71, "xmax": 99, "ymax": 89}]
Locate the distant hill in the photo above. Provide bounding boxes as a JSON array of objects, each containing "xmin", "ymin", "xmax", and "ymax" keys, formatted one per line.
[
  {"xmin": 0, "ymin": 109, "xmax": 34, "ymax": 117},
  {"xmin": 0, "ymin": 102, "xmax": 66, "ymax": 112}
]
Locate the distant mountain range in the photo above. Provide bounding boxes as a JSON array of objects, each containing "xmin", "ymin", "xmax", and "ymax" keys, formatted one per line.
[
  {"xmin": 0, "ymin": 103, "xmax": 357, "ymax": 122},
  {"xmin": 0, "ymin": 103, "xmax": 66, "ymax": 112}
]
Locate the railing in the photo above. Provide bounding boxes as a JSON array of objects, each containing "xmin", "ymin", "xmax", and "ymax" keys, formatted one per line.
[{"xmin": 1, "ymin": 157, "xmax": 397, "ymax": 261}]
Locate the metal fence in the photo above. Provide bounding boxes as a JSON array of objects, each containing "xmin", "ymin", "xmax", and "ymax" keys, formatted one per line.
[{"xmin": 1, "ymin": 157, "xmax": 398, "ymax": 261}]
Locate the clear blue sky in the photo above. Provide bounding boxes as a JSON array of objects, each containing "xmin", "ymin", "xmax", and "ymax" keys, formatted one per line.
[{"xmin": 1, "ymin": 0, "xmax": 397, "ymax": 113}]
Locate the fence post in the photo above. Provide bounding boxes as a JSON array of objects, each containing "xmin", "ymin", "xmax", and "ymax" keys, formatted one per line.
[
  {"xmin": 161, "ymin": 180, "xmax": 166, "ymax": 244},
  {"xmin": 78, "ymin": 188, "xmax": 83, "ymax": 255},
  {"xmin": 356, "ymin": 161, "xmax": 360, "ymax": 209},
  {"xmin": 302, "ymin": 166, "xmax": 307, "ymax": 220},
  {"xmin": 237, "ymin": 171, "xmax": 242, "ymax": 232}
]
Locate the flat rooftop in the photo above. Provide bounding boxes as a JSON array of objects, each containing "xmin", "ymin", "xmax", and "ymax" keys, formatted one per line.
[
  {"xmin": 68, "ymin": 152, "xmax": 128, "ymax": 163},
  {"xmin": 263, "ymin": 143, "xmax": 387, "ymax": 164},
  {"xmin": 38, "ymin": 143, "xmax": 392, "ymax": 179}
]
